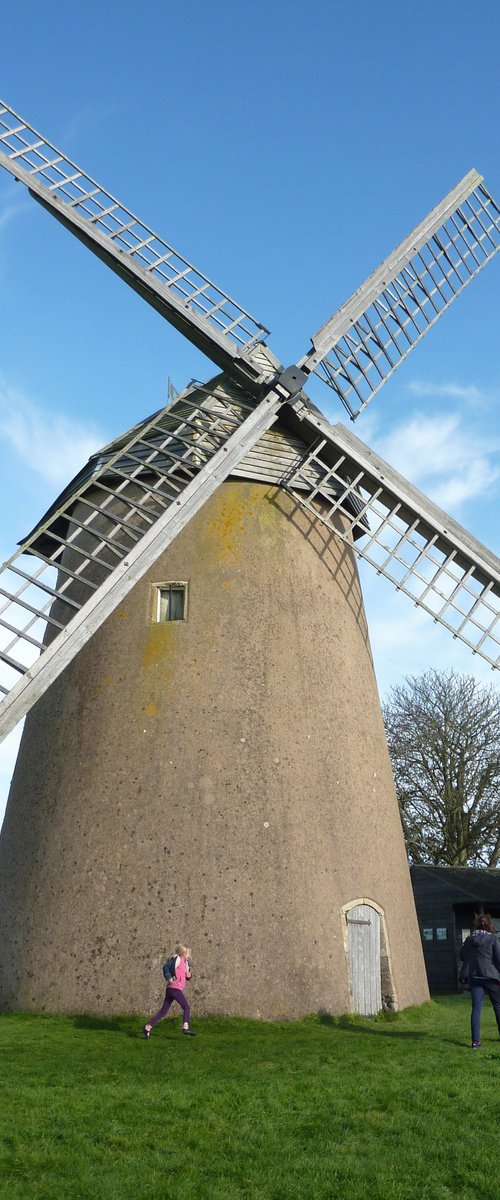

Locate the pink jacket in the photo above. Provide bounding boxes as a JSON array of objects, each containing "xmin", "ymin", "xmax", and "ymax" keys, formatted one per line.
[{"xmin": 169, "ymin": 956, "xmax": 191, "ymax": 990}]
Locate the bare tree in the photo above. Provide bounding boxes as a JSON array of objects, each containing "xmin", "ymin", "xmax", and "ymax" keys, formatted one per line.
[{"xmin": 383, "ymin": 669, "xmax": 500, "ymax": 867}]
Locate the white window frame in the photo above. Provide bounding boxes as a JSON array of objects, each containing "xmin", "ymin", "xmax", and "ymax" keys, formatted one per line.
[{"xmin": 151, "ymin": 581, "xmax": 189, "ymax": 623}]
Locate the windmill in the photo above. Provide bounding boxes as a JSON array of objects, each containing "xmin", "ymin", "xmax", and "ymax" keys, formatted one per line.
[{"xmin": 0, "ymin": 101, "xmax": 499, "ymax": 1020}]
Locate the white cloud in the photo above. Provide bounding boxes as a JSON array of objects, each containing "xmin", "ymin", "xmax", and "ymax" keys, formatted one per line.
[
  {"xmin": 0, "ymin": 185, "xmax": 31, "ymax": 246},
  {"xmin": 431, "ymin": 460, "xmax": 497, "ymax": 510},
  {"xmin": 407, "ymin": 380, "xmax": 487, "ymax": 405},
  {"xmin": 370, "ymin": 410, "xmax": 500, "ymax": 510},
  {"xmin": 0, "ymin": 200, "xmax": 25, "ymax": 233},
  {"xmin": 61, "ymin": 101, "xmax": 124, "ymax": 152},
  {"xmin": 0, "ymin": 382, "xmax": 105, "ymax": 488}
]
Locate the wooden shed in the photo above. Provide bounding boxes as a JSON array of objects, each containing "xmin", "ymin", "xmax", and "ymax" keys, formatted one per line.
[{"xmin": 410, "ymin": 865, "xmax": 500, "ymax": 993}]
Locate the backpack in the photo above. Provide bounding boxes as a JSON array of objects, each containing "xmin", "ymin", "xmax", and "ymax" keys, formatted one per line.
[{"xmin": 162, "ymin": 955, "xmax": 177, "ymax": 984}]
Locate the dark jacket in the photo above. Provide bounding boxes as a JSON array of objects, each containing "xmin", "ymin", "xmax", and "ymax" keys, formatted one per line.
[{"xmin": 460, "ymin": 931, "xmax": 500, "ymax": 983}]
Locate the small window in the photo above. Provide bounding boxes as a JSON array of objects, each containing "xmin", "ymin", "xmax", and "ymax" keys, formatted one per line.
[
  {"xmin": 436, "ymin": 927, "xmax": 447, "ymax": 941},
  {"xmin": 422, "ymin": 928, "xmax": 433, "ymax": 941},
  {"xmin": 153, "ymin": 582, "xmax": 187, "ymax": 622}
]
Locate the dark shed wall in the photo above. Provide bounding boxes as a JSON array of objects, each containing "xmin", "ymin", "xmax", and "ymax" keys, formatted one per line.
[
  {"xmin": 410, "ymin": 870, "xmax": 456, "ymax": 991},
  {"xmin": 411, "ymin": 866, "xmax": 500, "ymax": 993}
]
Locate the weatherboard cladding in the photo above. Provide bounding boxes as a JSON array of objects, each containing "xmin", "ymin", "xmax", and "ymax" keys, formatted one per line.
[
  {"xmin": 236, "ymin": 425, "xmax": 326, "ymax": 487},
  {"xmin": 22, "ymin": 377, "xmax": 367, "ymax": 558},
  {"xmin": 103, "ymin": 421, "xmax": 334, "ymax": 491}
]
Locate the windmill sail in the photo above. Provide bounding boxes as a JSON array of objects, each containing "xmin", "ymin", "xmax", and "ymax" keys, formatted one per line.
[
  {"xmin": 0, "ymin": 101, "xmax": 279, "ymax": 390},
  {"xmin": 1, "ymin": 98, "xmax": 499, "ymax": 713},
  {"xmin": 0, "ymin": 383, "xmax": 285, "ymax": 743},
  {"xmin": 284, "ymin": 412, "xmax": 500, "ymax": 669},
  {"xmin": 300, "ymin": 172, "xmax": 500, "ymax": 418}
]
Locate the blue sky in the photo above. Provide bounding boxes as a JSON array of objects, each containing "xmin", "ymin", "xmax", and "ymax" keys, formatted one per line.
[{"xmin": 1, "ymin": 0, "xmax": 500, "ymax": 825}]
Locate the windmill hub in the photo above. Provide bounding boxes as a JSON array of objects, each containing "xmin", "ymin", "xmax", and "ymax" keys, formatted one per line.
[{"xmin": 274, "ymin": 365, "xmax": 310, "ymax": 400}]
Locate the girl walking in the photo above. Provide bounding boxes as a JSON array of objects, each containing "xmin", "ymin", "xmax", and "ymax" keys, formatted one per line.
[
  {"xmin": 459, "ymin": 914, "xmax": 500, "ymax": 1048},
  {"xmin": 143, "ymin": 944, "xmax": 197, "ymax": 1038}
]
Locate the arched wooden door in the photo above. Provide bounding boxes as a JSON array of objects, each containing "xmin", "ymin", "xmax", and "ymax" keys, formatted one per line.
[{"xmin": 346, "ymin": 903, "xmax": 382, "ymax": 1015}]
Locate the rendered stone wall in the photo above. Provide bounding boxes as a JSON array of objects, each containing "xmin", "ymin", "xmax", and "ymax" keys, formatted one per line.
[{"xmin": 0, "ymin": 481, "xmax": 429, "ymax": 1018}]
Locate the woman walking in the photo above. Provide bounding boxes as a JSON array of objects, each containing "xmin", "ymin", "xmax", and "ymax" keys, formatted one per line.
[
  {"xmin": 143, "ymin": 943, "xmax": 197, "ymax": 1038},
  {"xmin": 460, "ymin": 914, "xmax": 500, "ymax": 1048}
]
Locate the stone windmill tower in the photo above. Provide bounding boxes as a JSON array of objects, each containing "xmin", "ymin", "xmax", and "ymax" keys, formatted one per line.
[{"xmin": 0, "ymin": 101, "xmax": 499, "ymax": 1019}]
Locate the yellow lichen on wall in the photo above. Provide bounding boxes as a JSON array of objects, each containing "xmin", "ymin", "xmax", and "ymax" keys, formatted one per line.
[
  {"xmin": 142, "ymin": 621, "xmax": 176, "ymax": 672},
  {"xmin": 204, "ymin": 483, "xmax": 281, "ymax": 564}
]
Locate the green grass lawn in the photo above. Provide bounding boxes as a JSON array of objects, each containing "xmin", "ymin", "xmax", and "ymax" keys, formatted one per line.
[{"xmin": 1, "ymin": 995, "xmax": 500, "ymax": 1200}]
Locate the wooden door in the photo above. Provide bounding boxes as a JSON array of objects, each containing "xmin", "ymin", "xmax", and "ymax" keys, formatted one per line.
[{"xmin": 347, "ymin": 904, "xmax": 382, "ymax": 1015}]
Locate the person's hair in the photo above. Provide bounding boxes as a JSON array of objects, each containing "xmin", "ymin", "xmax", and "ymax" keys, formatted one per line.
[
  {"xmin": 474, "ymin": 913, "xmax": 495, "ymax": 933},
  {"xmin": 175, "ymin": 943, "xmax": 190, "ymax": 957}
]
